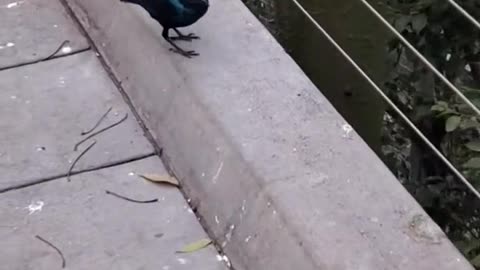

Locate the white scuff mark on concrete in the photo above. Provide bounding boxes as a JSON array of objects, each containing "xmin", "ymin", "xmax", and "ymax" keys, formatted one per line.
[
  {"xmin": 218, "ymin": 255, "xmax": 231, "ymax": 268},
  {"xmin": 201, "ymin": 172, "xmax": 205, "ymax": 177},
  {"xmin": 177, "ymin": 258, "xmax": 187, "ymax": 265},
  {"xmin": 25, "ymin": 100, "xmax": 31, "ymax": 104},
  {"xmin": 222, "ymin": 224, "xmax": 235, "ymax": 247},
  {"xmin": 26, "ymin": 201, "xmax": 44, "ymax": 215},
  {"xmin": 370, "ymin": 217, "xmax": 379, "ymax": 223},
  {"xmin": 128, "ymin": 172, "xmax": 135, "ymax": 176},
  {"xmin": 212, "ymin": 161, "xmax": 224, "ymax": 184},
  {"xmin": 241, "ymin": 200, "xmax": 246, "ymax": 213},
  {"xmin": 5, "ymin": 1, "xmax": 23, "ymax": 9},
  {"xmin": 245, "ymin": 235, "xmax": 252, "ymax": 243},
  {"xmin": 6, "ymin": 42, "xmax": 15, "ymax": 47},
  {"xmin": 61, "ymin": 46, "xmax": 72, "ymax": 54},
  {"xmin": 187, "ymin": 208, "xmax": 194, "ymax": 214},
  {"xmin": 342, "ymin": 123, "xmax": 353, "ymax": 138},
  {"xmin": 53, "ymin": 24, "xmax": 58, "ymax": 28},
  {"xmin": 215, "ymin": 215, "xmax": 220, "ymax": 224},
  {"xmin": 10, "ymin": 95, "xmax": 17, "ymax": 100},
  {"xmin": 162, "ymin": 266, "xmax": 170, "ymax": 270}
]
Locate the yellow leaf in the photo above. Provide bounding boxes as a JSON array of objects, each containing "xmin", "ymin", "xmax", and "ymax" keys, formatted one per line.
[
  {"xmin": 176, "ymin": 238, "xmax": 212, "ymax": 253},
  {"xmin": 139, "ymin": 174, "xmax": 179, "ymax": 187}
]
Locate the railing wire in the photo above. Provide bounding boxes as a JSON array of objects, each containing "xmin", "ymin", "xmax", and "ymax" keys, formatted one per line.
[
  {"xmin": 288, "ymin": 0, "xmax": 480, "ymax": 199},
  {"xmin": 359, "ymin": 0, "xmax": 480, "ymax": 117},
  {"xmin": 448, "ymin": 0, "xmax": 480, "ymax": 30}
]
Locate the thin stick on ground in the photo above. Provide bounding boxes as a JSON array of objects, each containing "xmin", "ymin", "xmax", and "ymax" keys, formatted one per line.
[
  {"xmin": 81, "ymin": 107, "xmax": 112, "ymax": 135},
  {"xmin": 67, "ymin": 140, "xmax": 96, "ymax": 182},
  {"xmin": 35, "ymin": 235, "xmax": 66, "ymax": 268},
  {"xmin": 74, "ymin": 113, "xmax": 128, "ymax": 151},
  {"xmin": 43, "ymin": 40, "xmax": 70, "ymax": 61},
  {"xmin": 105, "ymin": 190, "xmax": 158, "ymax": 204}
]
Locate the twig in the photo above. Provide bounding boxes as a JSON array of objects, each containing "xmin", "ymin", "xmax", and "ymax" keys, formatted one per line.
[
  {"xmin": 35, "ymin": 235, "xmax": 66, "ymax": 268},
  {"xmin": 81, "ymin": 107, "xmax": 112, "ymax": 135},
  {"xmin": 43, "ymin": 40, "xmax": 70, "ymax": 61},
  {"xmin": 67, "ymin": 140, "xmax": 96, "ymax": 182},
  {"xmin": 74, "ymin": 113, "xmax": 128, "ymax": 151},
  {"xmin": 105, "ymin": 190, "xmax": 158, "ymax": 204}
]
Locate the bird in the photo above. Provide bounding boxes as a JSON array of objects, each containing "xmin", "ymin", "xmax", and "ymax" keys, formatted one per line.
[{"xmin": 120, "ymin": 0, "xmax": 209, "ymax": 58}]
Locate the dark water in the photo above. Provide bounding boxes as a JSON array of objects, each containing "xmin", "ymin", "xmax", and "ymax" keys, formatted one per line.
[{"xmin": 243, "ymin": 0, "xmax": 394, "ymax": 154}]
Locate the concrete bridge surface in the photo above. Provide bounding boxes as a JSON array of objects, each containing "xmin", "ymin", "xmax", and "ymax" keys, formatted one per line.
[{"xmin": 0, "ymin": 0, "xmax": 474, "ymax": 269}]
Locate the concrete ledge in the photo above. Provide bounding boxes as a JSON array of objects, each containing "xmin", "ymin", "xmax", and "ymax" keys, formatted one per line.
[{"xmin": 62, "ymin": 0, "xmax": 474, "ymax": 269}]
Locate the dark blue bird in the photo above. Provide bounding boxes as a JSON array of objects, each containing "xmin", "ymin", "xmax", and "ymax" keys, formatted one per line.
[{"xmin": 120, "ymin": 0, "xmax": 209, "ymax": 58}]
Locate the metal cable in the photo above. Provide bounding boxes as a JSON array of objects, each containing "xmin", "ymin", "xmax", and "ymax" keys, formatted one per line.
[
  {"xmin": 289, "ymin": 0, "xmax": 480, "ymax": 199},
  {"xmin": 359, "ymin": 0, "xmax": 480, "ymax": 117},
  {"xmin": 448, "ymin": 0, "xmax": 480, "ymax": 30}
]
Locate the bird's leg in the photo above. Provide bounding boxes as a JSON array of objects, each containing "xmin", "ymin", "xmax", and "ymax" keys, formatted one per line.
[
  {"xmin": 170, "ymin": 28, "xmax": 200, "ymax": 41},
  {"xmin": 162, "ymin": 28, "xmax": 199, "ymax": 58}
]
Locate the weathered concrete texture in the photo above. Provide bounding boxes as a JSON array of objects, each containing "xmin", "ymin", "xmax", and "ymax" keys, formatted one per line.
[
  {"xmin": 0, "ymin": 0, "xmax": 89, "ymax": 69},
  {"xmin": 65, "ymin": 0, "xmax": 475, "ymax": 269},
  {"xmin": 0, "ymin": 52, "xmax": 153, "ymax": 190},
  {"xmin": 0, "ymin": 157, "xmax": 227, "ymax": 270}
]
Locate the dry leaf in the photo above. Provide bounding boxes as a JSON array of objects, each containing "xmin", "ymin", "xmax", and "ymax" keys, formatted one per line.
[
  {"xmin": 139, "ymin": 174, "xmax": 179, "ymax": 187},
  {"xmin": 176, "ymin": 238, "xmax": 212, "ymax": 253}
]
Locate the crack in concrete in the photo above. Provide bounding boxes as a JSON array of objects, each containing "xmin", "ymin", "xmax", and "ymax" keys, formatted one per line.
[{"xmin": 0, "ymin": 152, "xmax": 156, "ymax": 194}]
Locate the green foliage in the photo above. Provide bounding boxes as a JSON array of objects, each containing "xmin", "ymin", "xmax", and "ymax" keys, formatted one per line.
[{"xmin": 382, "ymin": 0, "xmax": 480, "ymax": 266}]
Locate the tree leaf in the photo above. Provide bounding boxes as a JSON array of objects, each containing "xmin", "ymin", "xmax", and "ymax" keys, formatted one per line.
[
  {"xmin": 445, "ymin": 116, "xmax": 461, "ymax": 132},
  {"xmin": 471, "ymin": 253, "xmax": 480, "ymax": 267},
  {"xmin": 460, "ymin": 119, "xmax": 480, "ymax": 130},
  {"xmin": 139, "ymin": 174, "xmax": 179, "ymax": 187},
  {"xmin": 463, "ymin": 158, "xmax": 480, "ymax": 169},
  {"xmin": 431, "ymin": 104, "xmax": 445, "ymax": 112},
  {"xmin": 411, "ymin": 14, "xmax": 427, "ymax": 32},
  {"xmin": 176, "ymin": 238, "xmax": 212, "ymax": 253},
  {"xmin": 466, "ymin": 141, "xmax": 480, "ymax": 152}
]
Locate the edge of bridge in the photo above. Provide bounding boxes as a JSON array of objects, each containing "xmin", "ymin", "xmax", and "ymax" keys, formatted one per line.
[{"xmin": 61, "ymin": 0, "xmax": 474, "ymax": 269}]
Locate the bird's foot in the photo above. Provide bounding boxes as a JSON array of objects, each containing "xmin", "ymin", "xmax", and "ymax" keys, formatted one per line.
[
  {"xmin": 169, "ymin": 47, "xmax": 199, "ymax": 58},
  {"xmin": 170, "ymin": 33, "xmax": 200, "ymax": 42}
]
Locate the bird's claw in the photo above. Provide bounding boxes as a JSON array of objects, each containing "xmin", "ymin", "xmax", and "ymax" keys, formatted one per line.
[
  {"xmin": 169, "ymin": 48, "xmax": 199, "ymax": 58},
  {"xmin": 171, "ymin": 33, "xmax": 200, "ymax": 42}
]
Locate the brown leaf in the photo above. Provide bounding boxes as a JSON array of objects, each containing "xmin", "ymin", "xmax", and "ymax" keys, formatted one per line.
[
  {"xmin": 176, "ymin": 238, "xmax": 212, "ymax": 253},
  {"xmin": 139, "ymin": 174, "xmax": 179, "ymax": 187}
]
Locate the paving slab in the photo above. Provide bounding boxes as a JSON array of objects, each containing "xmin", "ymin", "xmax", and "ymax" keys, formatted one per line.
[
  {"xmin": 0, "ymin": 51, "xmax": 153, "ymax": 191},
  {"xmin": 0, "ymin": 0, "xmax": 89, "ymax": 69},
  {"xmin": 0, "ymin": 157, "xmax": 227, "ymax": 270}
]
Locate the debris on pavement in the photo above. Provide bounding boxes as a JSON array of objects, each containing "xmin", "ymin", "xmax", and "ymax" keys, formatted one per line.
[
  {"xmin": 43, "ymin": 40, "xmax": 70, "ymax": 61},
  {"xmin": 67, "ymin": 140, "xmax": 96, "ymax": 182},
  {"xmin": 74, "ymin": 113, "xmax": 128, "ymax": 151},
  {"xmin": 139, "ymin": 174, "xmax": 180, "ymax": 187},
  {"xmin": 81, "ymin": 106, "xmax": 112, "ymax": 135},
  {"xmin": 176, "ymin": 238, "xmax": 212, "ymax": 253},
  {"xmin": 35, "ymin": 235, "xmax": 66, "ymax": 268},
  {"xmin": 105, "ymin": 190, "xmax": 158, "ymax": 204}
]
